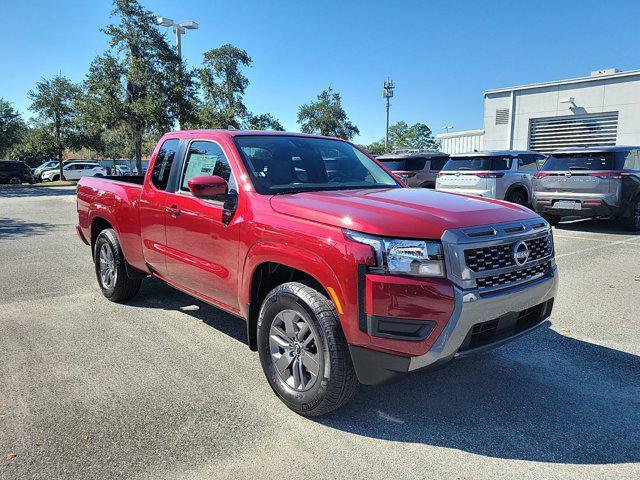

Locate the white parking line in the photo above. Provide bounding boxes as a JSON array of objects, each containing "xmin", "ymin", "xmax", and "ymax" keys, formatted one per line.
[
  {"xmin": 555, "ymin": 237, "xmax": 639, "ymax": 259},
  {"xmin": 553, "ymin": 234, "xmax": 621, "ymax": 243}
]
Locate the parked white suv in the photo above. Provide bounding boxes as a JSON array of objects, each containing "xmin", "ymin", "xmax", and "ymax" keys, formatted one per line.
[
  {"xmin": 436, "ymin": 150, "xmax": 545, "ymax": 206},
  {"xmin": 41, "ymin": 162, "xmax": 107, "ymax": 181}
]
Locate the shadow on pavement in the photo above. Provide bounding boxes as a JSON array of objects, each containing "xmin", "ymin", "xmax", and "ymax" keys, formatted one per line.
[
  {"xmin": 555, "ymin": 217, "xmax": 633, "ymax": 235},
  {"xmin": 0, "ymin": 217, "xmax": 57, "ymax": 239},
  {"xmin": 127, "ymin": 277, "xmax": 247, "ymax": 344},
  {"xmin": 120, "ymin": 277, "xmax": 640, "ymax": 465},
  {"xmin": 0, "ymin": 185, "xmax": 76, "ymax": 198},
  {"xmin": 317, "ymin": 325, "xmax": 640, "ymax": 464}
]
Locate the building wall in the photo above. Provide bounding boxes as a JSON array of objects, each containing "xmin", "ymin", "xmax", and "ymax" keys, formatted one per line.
[
  {"xmin": 435, "ymin": 129, "xmax": 484, "ymax": 154},
  {"xmin": 483, "ymin": 72, "xmax": 640, "ymax": 151}
]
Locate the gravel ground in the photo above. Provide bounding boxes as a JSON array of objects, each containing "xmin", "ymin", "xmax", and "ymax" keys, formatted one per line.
[{"xmin": 1, "ymin": 185, "xmax": 639, "ymax": 480}]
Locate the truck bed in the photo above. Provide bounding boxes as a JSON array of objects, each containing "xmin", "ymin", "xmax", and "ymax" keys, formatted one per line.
[{"xmin": 104, "ymin": 175, "xmax": 145, "ymax": 185}]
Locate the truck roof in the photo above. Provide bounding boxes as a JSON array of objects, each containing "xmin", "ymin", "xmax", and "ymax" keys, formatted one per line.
[
  {"xmin": 163, "ymin": 129, "xmax": 346, "ymax": 142},
  {"xmin": 450, "ymin": 150, "xmax": 541, "ymax": 158},
  {"xmin": 549, "ymin": 145, "xmax": 640, "ymax": 154},
  {"xmin": 377, "ymin": 151, "xmax": 448, "ymax": 160}
]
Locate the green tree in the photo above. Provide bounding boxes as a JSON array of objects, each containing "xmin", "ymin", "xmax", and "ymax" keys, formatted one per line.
[
  {"xmin": 28, "ymin": 75, "xmax": 82, "ymax": 179},
  {"xmin": 197, "ymin": 44, "xmax": 252, "ymax": 129},
  {"xmin": 0, "ymin": 99, "xmax": 26, "ymax": 158},
  {"xmin": 245, "ymin": 113, "xmax": 284, "ymax": 131},
  {"xmin": 83, "ymin": 0, "xmax": 188, "ymax": 172},
  {"xmin": 297, "ymin": 86, "xmax": 359, "ymax": 140},
  {"xmin": 387, "ymin": 121, "xmax": 438, "ymax": 151},
  {"xmin": 8, "ymin": 125, "xmax": 58, "ymax": 165},
  {"xmin": 362, "ymin": 140, "xmax": 386, "ymax": 156}
]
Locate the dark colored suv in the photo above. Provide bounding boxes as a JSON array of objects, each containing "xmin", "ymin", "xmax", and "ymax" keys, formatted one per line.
[
  {"xmin": 377, "ymin": 151, "xmax": 449, "ymax": 188},
  {"xmin": 533, "ymin": 146, "xmax": 640, "ymax": 230},
  {"xmin": 0, "ymin": 160, "xmax": 34, "ymax": 185}
]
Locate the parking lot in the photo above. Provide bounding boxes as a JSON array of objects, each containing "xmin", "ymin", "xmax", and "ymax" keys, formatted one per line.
[{"xmin": 1, "ymin": 184, "xmax": 639, "ymax": 480}]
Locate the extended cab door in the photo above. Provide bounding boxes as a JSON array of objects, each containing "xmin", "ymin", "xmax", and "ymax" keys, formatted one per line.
[
  {"xmin": 139, "ymin": 138, "xmax": 181, "ymax": 276},
  {"xmin": 163, "ymin": 139, "xmax": 241, "ymax": 312}
]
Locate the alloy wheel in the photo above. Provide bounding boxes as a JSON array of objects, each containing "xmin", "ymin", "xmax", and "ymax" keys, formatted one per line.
[
  {"xmin": 269, "ymin": 309, "xmax": 321, "ymax": 391},
  {"xmin": 9, "ymin": 177, "xmax": 21, "ymax": 185},
  {"xmin": 634, "ymin": 200, "xmax": 640, "ymax": 229},
  {"xmin": 98, "ymin": 243, "xmax": 117, "ymax": 289}
]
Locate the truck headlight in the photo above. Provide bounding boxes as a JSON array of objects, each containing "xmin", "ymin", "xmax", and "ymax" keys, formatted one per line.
[{"xmin": 344, "ymin": 230, "xmax": 445, "ymax": 277}]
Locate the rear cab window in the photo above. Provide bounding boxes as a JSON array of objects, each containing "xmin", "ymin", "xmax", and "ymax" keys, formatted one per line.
[
  {"xmin": 442, "ymin": 156, "xmax": 513, "ymax": 171},
  {"xmin": 151, "ymin": 139, "xmax": 180, "ymax": 190}
]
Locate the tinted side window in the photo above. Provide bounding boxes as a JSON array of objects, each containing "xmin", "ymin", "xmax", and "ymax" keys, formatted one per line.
[
  {"xmin": 181, "ymin": 141, "xmax": 235, "ymax": 197},
  {"xmin": 622, "ymin": 149, "xmax": 640, "ymax": 170},
  {"xmin": 491, "ymin": 156, "xmax": 513, "ymax": 170},
  {"xmin": 403, "ymin": 157, "xmax": 427, "ymax": 171},
  {"xmin": 518, "ymin": 155, "xmax": 539, "ymax": 171},
  {"xmin": 429, "ymin": 157, "xmax": 447, "ymax": 171},
  {"xmin": 151, "ymin": 139, "xmax": 180, "ymax": 190}
]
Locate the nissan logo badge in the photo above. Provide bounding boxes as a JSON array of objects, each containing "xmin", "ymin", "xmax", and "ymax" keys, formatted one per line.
[{"xmin": 512, "ymin": 240, "xmax": 530, "ymax": 266}]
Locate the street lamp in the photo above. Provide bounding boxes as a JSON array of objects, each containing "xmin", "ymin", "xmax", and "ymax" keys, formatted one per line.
[
  {"xmin": 382, "ymin": 78, "xmax": 395, "ymax": 151},
  {"xmin": 156, "ymin": 16, "xmax": 199, "ymax": 59},
  {"xmin": 441, "ymin": 125, "xmax": 454, "ymax": 133},
  {"xmin": 156, "ymin": 16, "xmax": 198, "ymax": 130}
]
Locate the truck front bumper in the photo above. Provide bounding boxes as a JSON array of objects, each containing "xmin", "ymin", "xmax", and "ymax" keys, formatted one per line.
[{"xmin": 349, "ymin": 267, "xmax": 558, "ymax": 385}]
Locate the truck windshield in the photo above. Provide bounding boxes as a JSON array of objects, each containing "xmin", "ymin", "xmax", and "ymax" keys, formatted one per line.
[
  {"xmin": 442, "ymin": 156, "xmax": 512, "ymax": 171},
  {"xmin": 541, "ymin": 152, "xmax": 618, "ymax": 171},
  {"xmin": 233, "ymin": 136, "xmax": 400, "ymax": 194}
]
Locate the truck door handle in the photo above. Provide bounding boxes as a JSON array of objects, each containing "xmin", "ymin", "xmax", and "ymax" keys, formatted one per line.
[{"xmin": 165, "ymin": 205, "xmax": 180, "ymax": 217}]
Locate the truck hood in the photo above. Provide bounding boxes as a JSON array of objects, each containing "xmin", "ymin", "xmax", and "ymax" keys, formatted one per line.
[{"xmin": 269, "ymin": 188, "xmax": 538, "ymax": 238}]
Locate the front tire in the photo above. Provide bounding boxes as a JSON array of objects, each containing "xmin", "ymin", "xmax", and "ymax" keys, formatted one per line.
[
  {"xmin": 9, "ymin": 176, "xmax": 22, "ymax": 185},
  {"xmin": 257, "ymin": 282, "xmax": 359, "ymax": 416},
  {"xmin": 94, "ymin": 229, "xmax": 142, "ymax": 302}
]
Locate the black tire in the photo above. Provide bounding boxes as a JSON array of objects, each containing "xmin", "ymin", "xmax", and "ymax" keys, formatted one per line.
[
  {"xmin": 506, "ymin": 189, "xmax": 528, "ymax": 206},
  {"xmin": 622, "ymin": 197, "xmax": 640, "ymax": 232},
  {"xmin": 257, "ymin": 282, "xmax": 359, "ymax": 416},
  {"xmin": 51, "ymin": 174, "xmax": 60, "ymax": 181},
  {"xmin": 93, "ymin": 228, "xmax": 142, "ymax": 302},
  {"xmin": 541, "ymin": 213, "xmax": 561, "ymax": 226},
  {"xmin": 9, "ymin": 176, "xmax": 22, "ymax": 185}
]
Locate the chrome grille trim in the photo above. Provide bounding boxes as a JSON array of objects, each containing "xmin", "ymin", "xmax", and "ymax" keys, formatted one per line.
[{"xmin": 441, "ymin": 218, "xmax": 555, "ymax": 291}]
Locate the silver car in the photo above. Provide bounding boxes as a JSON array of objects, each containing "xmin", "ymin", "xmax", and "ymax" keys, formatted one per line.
[
  {"xmin": 377, "ymin": 151, "xmax": 449, "ymax": 188},
  {"xmin": 532, "ymin": 146, "xmax": 640, "ymax": 230},
  {"xmin": 436, "ymin": 150, "xmax": 545, "ymax": 206}
]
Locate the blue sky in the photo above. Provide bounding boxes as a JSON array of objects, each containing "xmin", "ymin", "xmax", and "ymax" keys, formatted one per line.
[{"xmin": 2, "ymin": 0, "xmax": 639, "ymax": 144}]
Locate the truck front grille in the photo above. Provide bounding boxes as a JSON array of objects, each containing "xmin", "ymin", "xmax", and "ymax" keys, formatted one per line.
[
  {"xmin": 464, "ymin": 234, "xmax": 552, "ymax": 272},
  {"xmin": 475, "ymin": 261, "xmax": 552, "ymax": 289}
]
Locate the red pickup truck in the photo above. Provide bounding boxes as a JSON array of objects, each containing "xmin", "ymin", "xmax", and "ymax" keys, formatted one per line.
[{"xmin": 77, "ymin": 130, "xmax": 558, "ymax": 416}]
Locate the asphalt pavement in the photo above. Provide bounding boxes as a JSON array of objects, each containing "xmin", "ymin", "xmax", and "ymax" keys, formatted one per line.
[{"xmin": 1, "ymin": 184, "xmax": 639, "ymax": 480}]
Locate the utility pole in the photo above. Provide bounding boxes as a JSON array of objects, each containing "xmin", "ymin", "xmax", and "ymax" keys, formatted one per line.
[
  {"xmin": 382, "ymin": 78, "xmax": 395, "ymax": 152},
  {"xmin": 442, "ymin": 125, "xmax": 454, "ymax": 133},
  {"xmin": 156, "ymin": 17, "xmax": 199, "ymax": 129}
]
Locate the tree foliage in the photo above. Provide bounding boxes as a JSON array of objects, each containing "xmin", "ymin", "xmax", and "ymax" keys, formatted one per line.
[
  {"xmin": 388, "ymin": 121, "xmax": 438, "ymax": 151},
  {"xmin": 28, "ymin": 75, "xmax": 83, "ymax": 178},
  {"xmin": 82, "ymin": 0, "xmax": 189, "ymax": 171},
  {"xmin": 0, "ymin": 99, "xmax": 26, "ymax": 158},
  {"xmin": 297, "ymin": 86, "xmax": 359, "ymax": 140},
  {"xmin": 245, "ymin": 113, "xmax": 284, "ymax": 131}
]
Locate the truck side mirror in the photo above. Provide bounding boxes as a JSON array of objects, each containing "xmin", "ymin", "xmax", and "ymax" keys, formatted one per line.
[{"xmin": 187, "ymin": 175, "xmax": 228, "ymax": 200}]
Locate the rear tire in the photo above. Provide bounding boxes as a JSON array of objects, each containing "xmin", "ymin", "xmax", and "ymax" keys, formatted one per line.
[
  {"xmin": 622, "ymin": 197, "xmax": 640, "ymax": 232},
  {"xmin": 541, "ymin": 214, "xmax": 561, "ymax": 226},
  {"xmin": 94, "ymin": 229, "xmax": 142, "ymax": 302},
  {"xmin": 257, "ymin": 282, "xmax": 359, "ymax": 416},
  {"xmin": 506, "ymin": 189, "xmax": 528, "ymax": 207}
]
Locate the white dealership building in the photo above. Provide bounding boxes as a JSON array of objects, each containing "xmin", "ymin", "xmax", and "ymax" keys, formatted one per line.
[{"xmin": 437, "ymin": 68, "xmax": 640, "ymax": 154}]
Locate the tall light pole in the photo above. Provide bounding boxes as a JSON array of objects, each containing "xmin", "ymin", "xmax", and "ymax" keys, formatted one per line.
[
  {"xmin": 156, "ymin": 17, "xmax": 198, "ymax": 129},
  {"xmin": 442, "ymin": 125, "xmax": 454, "ymax": 133},
  {"xmin": 382, "ymin": 78, "xmax": 395, "ymax": 152}
]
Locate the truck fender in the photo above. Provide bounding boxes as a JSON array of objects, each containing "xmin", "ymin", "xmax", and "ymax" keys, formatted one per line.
[{"xmin": 240, "ymin": 241, "xmax": 348, "ymax": 349}]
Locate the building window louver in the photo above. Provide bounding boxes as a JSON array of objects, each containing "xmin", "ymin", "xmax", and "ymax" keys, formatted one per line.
[
  {"xmin": 495, "ymin": 109, "xmax": 510, "ymax": 125},
  {"xmin": 528, "ymin": 112, "xmax": 619, "ymax": 154}
]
